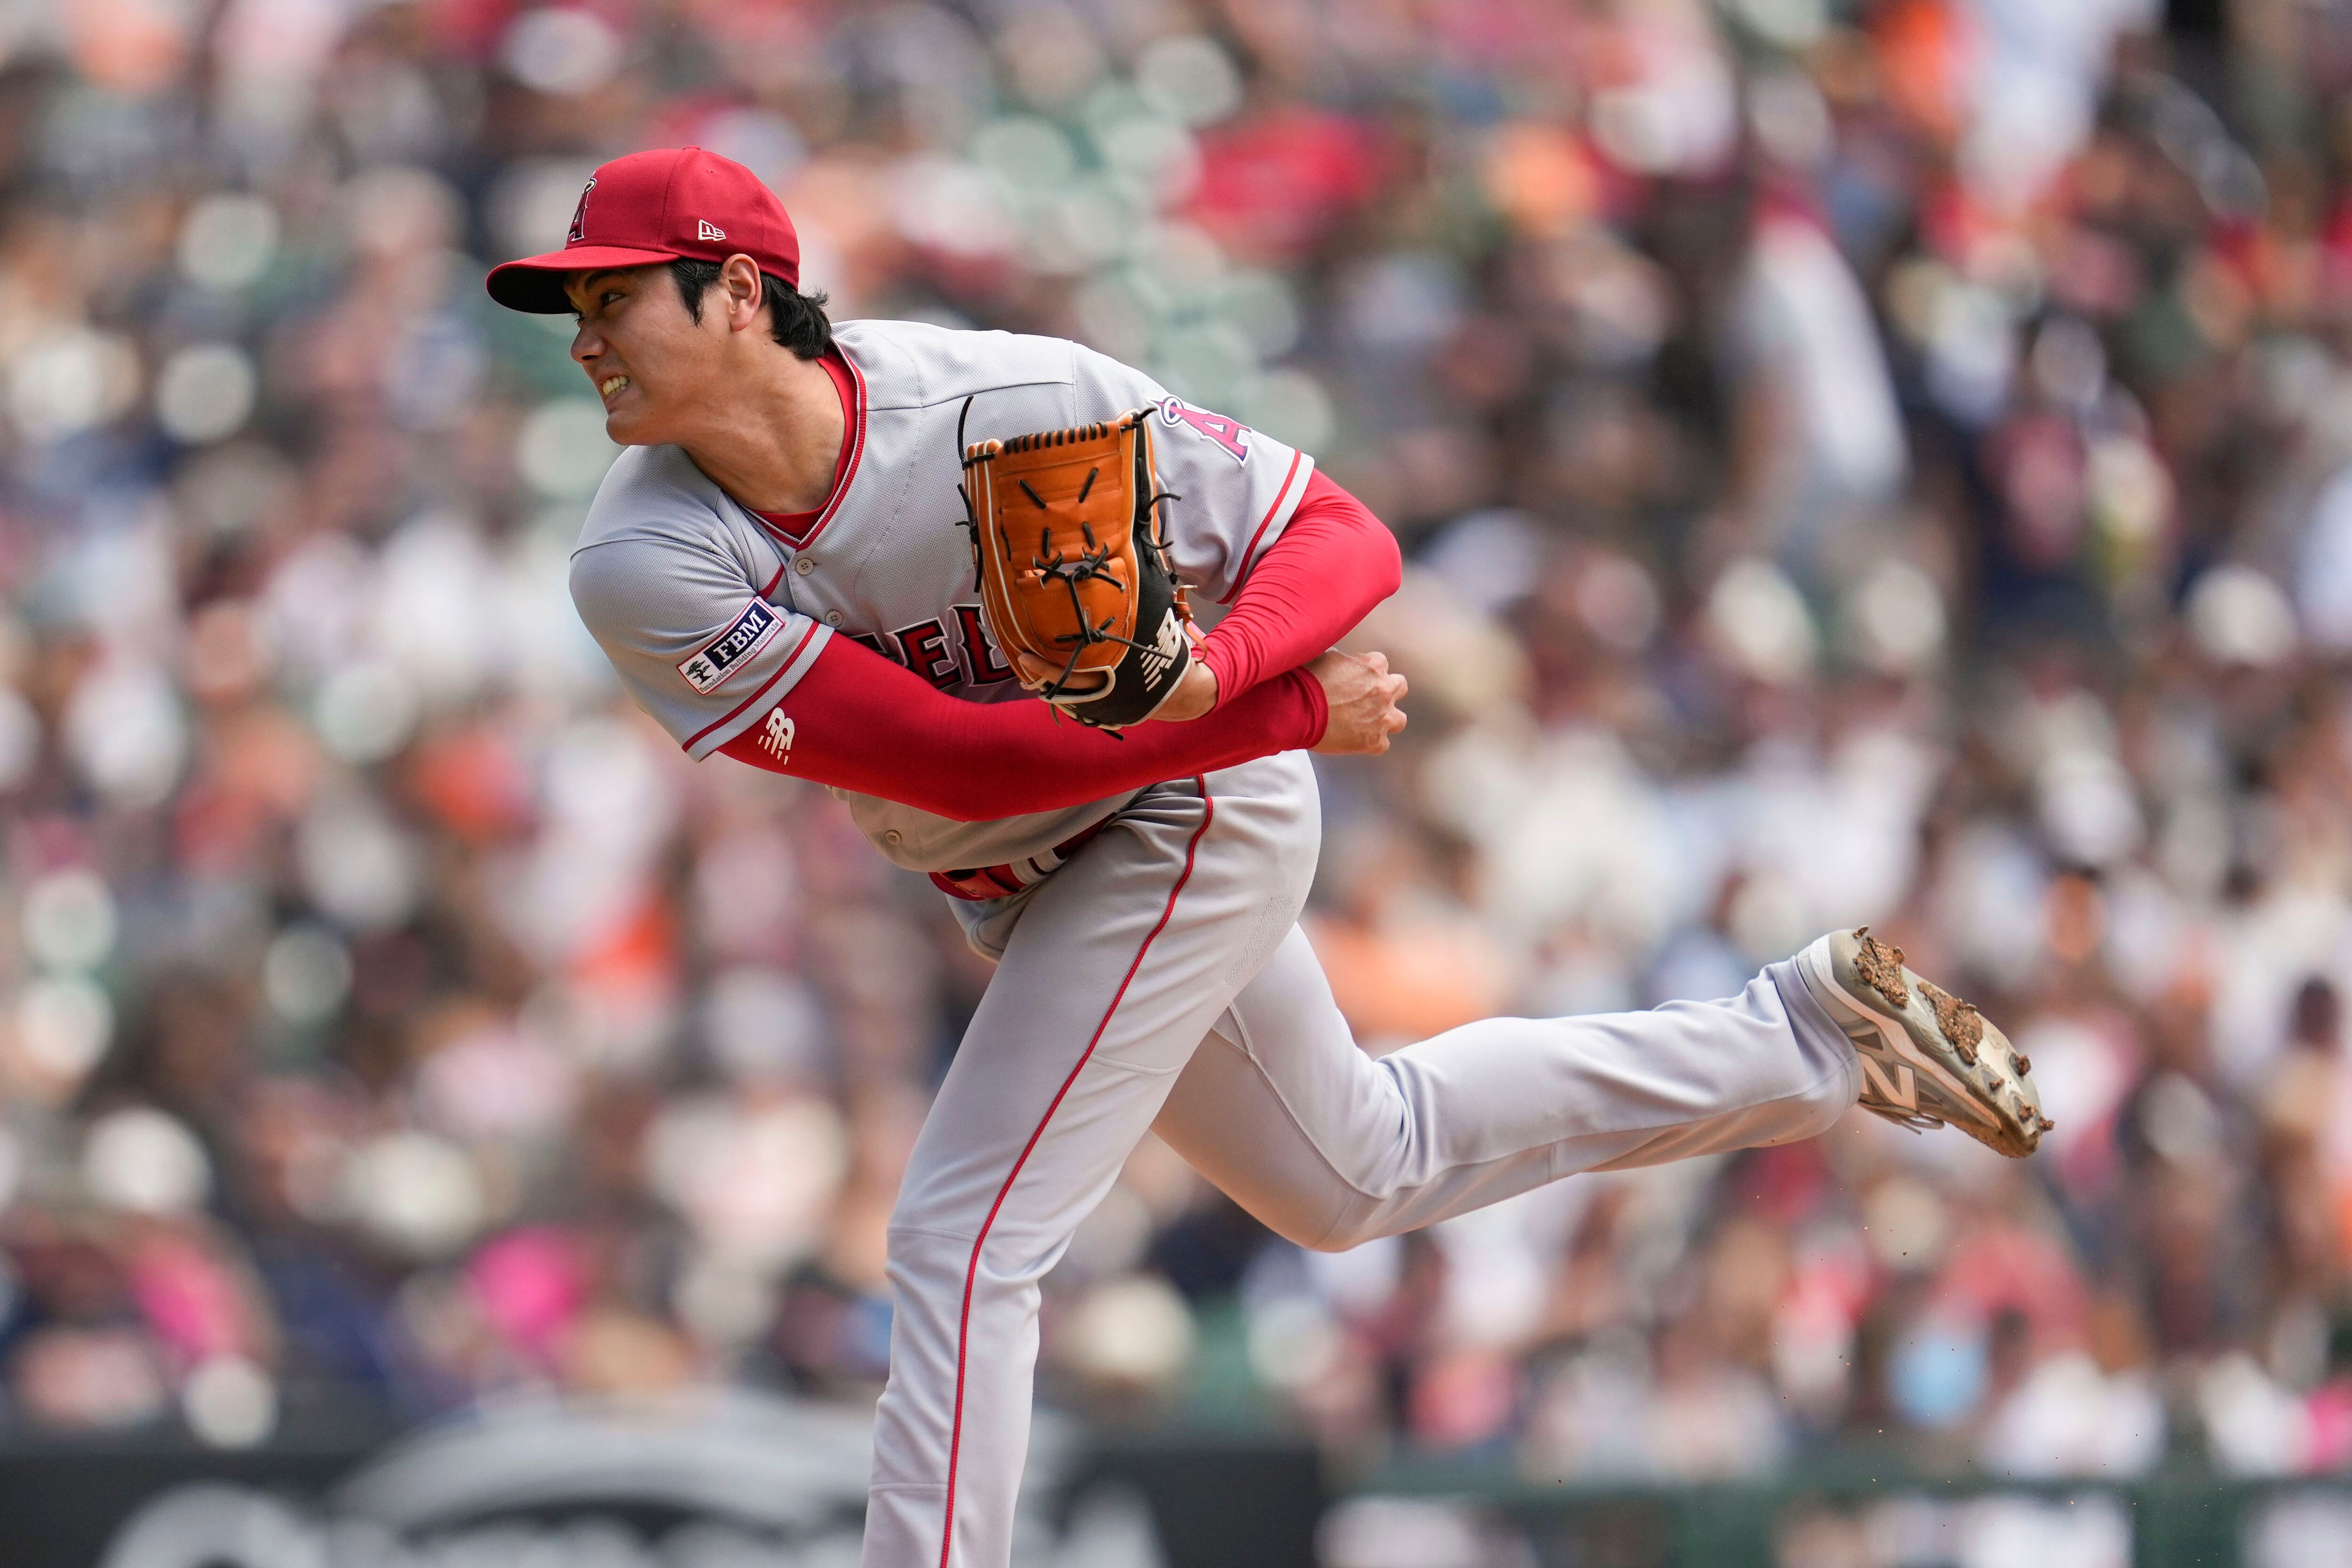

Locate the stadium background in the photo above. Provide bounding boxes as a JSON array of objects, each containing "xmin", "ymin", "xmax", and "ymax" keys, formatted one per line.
[{"xmin": 4, "ymin": 0, "xmax": 2352, "ymax": 1563}]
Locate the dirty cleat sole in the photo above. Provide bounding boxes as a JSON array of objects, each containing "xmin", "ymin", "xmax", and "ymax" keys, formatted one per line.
[{"xmin": 1794, "ymin": 927, "xmax": 2050, "ymax": 1159}]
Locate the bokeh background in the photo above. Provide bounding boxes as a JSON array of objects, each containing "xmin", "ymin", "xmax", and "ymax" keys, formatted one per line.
[{"xmin": 6, "ymin": 0, "xmax": 2352, "ymax": 1563}]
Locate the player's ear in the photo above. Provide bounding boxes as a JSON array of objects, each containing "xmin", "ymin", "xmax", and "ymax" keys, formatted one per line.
[{"xmin": 719, "ymin": 254, "xmax": 766, "ymax": 334}]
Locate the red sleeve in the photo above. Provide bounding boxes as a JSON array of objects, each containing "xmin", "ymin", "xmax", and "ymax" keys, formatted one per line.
[
  {"xmin": 717, "ymin": 630, "xmax": 1327, "ymax": 820},
  {"xmin": 1196, "ymin": 468, "xmax": 1401, "ymax": 705}
]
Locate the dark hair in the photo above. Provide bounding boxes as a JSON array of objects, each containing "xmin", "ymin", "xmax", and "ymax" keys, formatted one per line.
[{"xmin": 668, "ymin": 259, "xmax": 833, "ymax": 360}]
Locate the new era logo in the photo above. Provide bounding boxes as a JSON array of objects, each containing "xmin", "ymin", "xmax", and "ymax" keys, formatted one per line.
[{"xmin": 698, "ymin": 219, "xmax": 726, "ymax": 242}]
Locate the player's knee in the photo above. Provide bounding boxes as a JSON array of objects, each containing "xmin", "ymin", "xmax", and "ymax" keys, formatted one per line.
[
  {"xmin": 882, "ymin": 1207, "xmax": 976, "ymax": 1278},
  {"xmin": 1304, "ymin": 1218, "xmax": 1399, "ymax": 1253},
  {"xmin": 1296, "ymin": 1202, "xmax": 1391, "ymax": 1254},
  {"xmin": 1268, "ymin": 1213, "xmax": 1343, "ymax": 1252},
  {"xmin": 1225, "ymin": 1194, "xmax": 1360, "ymax": 1254}
]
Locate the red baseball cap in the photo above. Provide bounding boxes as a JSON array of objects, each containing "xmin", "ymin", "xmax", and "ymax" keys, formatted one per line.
[{"xmin": 485, "ymin": 146, "xmax": 800, "ymax": 314}]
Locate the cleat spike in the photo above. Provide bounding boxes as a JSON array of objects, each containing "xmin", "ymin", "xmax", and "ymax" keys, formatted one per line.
[{"xmin": 1852, "ymin": 927, "xmax": 1910, "ymax": 1010}]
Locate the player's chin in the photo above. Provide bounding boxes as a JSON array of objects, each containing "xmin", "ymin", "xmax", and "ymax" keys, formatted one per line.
[{"xmin": 599, "ymin": 397, "xmax": 659, "ymax": 445}]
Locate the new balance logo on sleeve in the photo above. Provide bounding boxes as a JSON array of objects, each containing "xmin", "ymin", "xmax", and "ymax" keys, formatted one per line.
[{"xmin": 758, "ymin": 708, "xmax": 795, "ymax": 761}]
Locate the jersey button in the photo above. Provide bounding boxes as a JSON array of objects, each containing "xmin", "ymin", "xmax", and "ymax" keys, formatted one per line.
[
  {"xmin": 794, "ymin": 556, "xmax": 817, "ymax": 575},
  {"xmin": 883, "ymin": 830, "xmax": 903, "ymax": 844},
  {"xmin": 823, "ymin": 610, "xmax": 844, "ymax": 627}
]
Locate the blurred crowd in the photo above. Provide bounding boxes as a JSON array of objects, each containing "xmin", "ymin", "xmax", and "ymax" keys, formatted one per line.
[{"xmin": 7, "ymin": 0, "xmax": 2352, "ymax": 1515}]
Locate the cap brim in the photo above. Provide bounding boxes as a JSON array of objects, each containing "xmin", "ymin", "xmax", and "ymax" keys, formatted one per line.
[{"xmin": 485, "ymin": 245, "xmax": 686, "ymax": 312}]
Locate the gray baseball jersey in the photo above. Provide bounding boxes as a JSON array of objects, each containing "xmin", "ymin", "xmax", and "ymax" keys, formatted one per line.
[{"xmin": 567, "ymin": 319, "xmax": 1315, "ymax": 874}]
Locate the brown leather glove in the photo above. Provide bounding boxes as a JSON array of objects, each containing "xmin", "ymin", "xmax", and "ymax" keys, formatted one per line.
[{"xmin": 959, "ymin": 407, "xmax": 1193, "ymax": 730}]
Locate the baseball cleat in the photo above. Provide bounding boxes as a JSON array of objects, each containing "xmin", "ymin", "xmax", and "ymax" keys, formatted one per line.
[{"xmin": 1795, "ymin": 927, "xmax": 2050, "ymax": 1159}]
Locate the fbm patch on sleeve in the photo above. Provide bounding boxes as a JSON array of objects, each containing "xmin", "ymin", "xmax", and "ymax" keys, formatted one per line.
[{"xmin": 678, "ymin": 598, "xmax": 783, "ymax": 693}]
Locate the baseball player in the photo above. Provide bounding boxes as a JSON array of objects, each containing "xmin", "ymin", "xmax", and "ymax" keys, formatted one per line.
[{"xmin": 487, "ymin": 148, "xmax": 2049, "ymax": 1568}]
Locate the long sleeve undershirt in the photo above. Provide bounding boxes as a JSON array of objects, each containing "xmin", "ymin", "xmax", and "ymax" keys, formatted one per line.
[
  {"xmin": 718, "ymin": 637, "xmax": 1327, "ymax": 820},
  {"xmin": 1194, "ymin": 468, "xmax": 1402, "ymax": 706}
]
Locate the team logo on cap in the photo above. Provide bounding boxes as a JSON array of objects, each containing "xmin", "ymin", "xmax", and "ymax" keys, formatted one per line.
[
  {"xmin": 699, "ymin": 219, "xmax": 726, "ymax": 242},
  {"xmin": 568, "ymin": 176, "xmax": 596, "ymax": 243}
]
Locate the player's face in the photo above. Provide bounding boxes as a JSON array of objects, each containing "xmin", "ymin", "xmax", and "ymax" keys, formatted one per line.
[{"xmin": 564, "ymin": 266, "xmax": 721, "ymax": 445}]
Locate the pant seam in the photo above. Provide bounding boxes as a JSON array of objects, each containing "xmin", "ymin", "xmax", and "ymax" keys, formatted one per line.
[
  {"xmin": 1583, "ymin": 1059, "xmax": 1859, "ymax": 1170},
  {"xmin": 1562, "ymin": 1054, "xmax": 1861, "ymax": 1148},
  {"xmin": 1195, "ymin": 1027, "xmax": 1377, "ymax": 1249},
  {"xmin": 1219, "ymin": 1002, "xmax": 1394, "ymax": 1205}
]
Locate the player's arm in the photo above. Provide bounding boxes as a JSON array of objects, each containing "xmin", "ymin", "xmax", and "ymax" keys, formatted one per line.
[
  {"xmin": 1168, "ymin": 469, "xmax": 1400, "ymax": 716},
  {"xmin": 715, "ymin": 632, "xmax": 1403, "ymax": 820},
  {"xmin": 1061, "ymin": 348, "xmax": 1399, "ymax": 720},
  {"xmin": 569, "ymin": 502, "xmax": 1394, "ymax": 825}
]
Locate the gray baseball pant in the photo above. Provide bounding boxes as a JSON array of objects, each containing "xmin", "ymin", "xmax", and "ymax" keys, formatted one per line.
[{"xmin": 860, "ymin": 752, "xmax": 1861, "ymax": 1568}]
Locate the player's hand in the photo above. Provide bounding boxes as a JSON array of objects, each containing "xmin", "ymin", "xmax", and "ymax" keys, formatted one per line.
[
  {"xmin": 1309, "ymin": 650, "xmax": 1408, "ymax": 755},
  {"xmin": 1150, "ymin": 659, "xmax": 1219, "ymax": 723}
]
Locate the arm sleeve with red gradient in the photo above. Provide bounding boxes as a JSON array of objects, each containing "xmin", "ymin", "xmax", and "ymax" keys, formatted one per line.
[
  {"xmin": 718, "ymin": 632, "xmax": 1327, "ymax": 820},
  {"xmin": 1194, "ymin": 468, "xmax": 1402, "ymax": 706}
]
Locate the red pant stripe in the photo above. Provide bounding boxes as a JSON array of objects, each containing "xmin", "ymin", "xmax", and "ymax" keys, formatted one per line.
[{"xmin": 936, "ymin": 782, "xmax": 1214, "ymax": 1567}]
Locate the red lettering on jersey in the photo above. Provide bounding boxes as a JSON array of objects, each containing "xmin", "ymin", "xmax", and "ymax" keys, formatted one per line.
[
  {"xmin": 954, "ymin": 605, "xmax": 1015, "ymax": 685},
  {"xmin": 894, "ymin": 619, "xmax": 959, "ymax": 690},
  {"xmin": 1157, "ymin": 398, "xmax": 1250, "ymax": 463}
]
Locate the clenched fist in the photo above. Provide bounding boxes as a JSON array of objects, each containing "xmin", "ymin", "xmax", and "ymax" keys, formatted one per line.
[{"xmin": 1308, "ymin": 650, "xmax": 1408, "ymax": 755}]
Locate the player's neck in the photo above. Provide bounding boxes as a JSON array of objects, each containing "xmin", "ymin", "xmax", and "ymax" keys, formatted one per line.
[{"xmin": 675, "ymin": 344, "xmax": 845, "ymax": 516}]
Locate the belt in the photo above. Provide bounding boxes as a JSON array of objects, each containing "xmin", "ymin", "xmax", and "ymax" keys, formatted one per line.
[{"xmin": 929, "ymin": 817, "xmax": 1114, "ymax": 902}]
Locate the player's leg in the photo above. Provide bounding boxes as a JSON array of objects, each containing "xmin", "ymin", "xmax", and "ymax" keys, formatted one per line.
[
  {"xmin": 1152, "ymin": 926, "xmax": 1864, "ymax": 1249},
  {"xmin": 1155, "ymin": 924, "xmax": 2046, "ymax": 1249},
  {"xmin": 862, "ymin": 755, "xmax": 1317, "ymax": 1568}
]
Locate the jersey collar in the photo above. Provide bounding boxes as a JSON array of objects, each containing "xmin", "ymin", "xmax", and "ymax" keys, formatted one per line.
[{"xmin": 743, "ymin": 342, "xmax": 867, "ymax": 554}]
